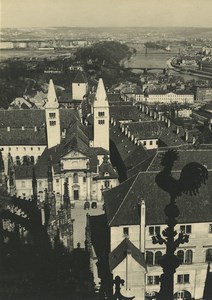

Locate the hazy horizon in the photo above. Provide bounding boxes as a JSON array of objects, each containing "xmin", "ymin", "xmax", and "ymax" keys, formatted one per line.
[{"xmin": 1, "ymin": 0, "xmax": 212, "ymax": 29}]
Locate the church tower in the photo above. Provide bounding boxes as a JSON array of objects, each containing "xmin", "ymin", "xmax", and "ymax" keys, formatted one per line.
[
  {"xmin": 93, "ymin": 78, "xmax": 109, "ymax": 151},
  {"xmin": 45, "ymin": 79, "xmax": 61, "ymax": 149},
  {"xmin": 72, "ymin": 72, "xmax": 88, "ymax": 100}
]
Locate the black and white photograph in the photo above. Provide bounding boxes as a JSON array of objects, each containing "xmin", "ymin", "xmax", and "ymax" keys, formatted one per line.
[{"xmin": 0, "ymin": 0, "xmax": 212, "ymax": 299}]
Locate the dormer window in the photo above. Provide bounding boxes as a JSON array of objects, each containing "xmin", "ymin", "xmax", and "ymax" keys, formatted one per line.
[{"xmin": 104, "ymin": 172, "xmax": 109, "ymax": 177}]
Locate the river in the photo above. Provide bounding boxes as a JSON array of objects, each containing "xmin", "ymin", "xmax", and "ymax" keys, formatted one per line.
[{"xmin": 124, "ymin": 53, "xmax": 211, "ymax": 82}]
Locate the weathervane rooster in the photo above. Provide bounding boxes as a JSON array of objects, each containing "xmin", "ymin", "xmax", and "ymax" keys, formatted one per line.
[
  {"xmin": 153, "ymin": 149, "xmax": 208, "ymax": 300},
  {"xmin": 155, "ymin": 149, "xmax": 208, "ymax": 201}
]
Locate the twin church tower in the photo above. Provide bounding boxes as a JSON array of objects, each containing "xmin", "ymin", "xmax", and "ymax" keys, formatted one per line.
[{"xmin": 44, "ymin": 76, "xmax": 109, "ymax": 152}]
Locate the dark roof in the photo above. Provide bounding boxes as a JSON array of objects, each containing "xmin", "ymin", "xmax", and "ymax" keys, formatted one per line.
[
  {"xmin": 109, "ymin": 106, "xmax": 147, "ymax": 122},
  {"xmin": 193, "ymin": 109, "xmax": 212, "ymax": 120},
  {"xmin": 72, "ymin": 72, "xmax": 88, "ymax": 84},
  {"xmin": 107, "ymin": 93, "xmax": 122, "ymax": 103},
  {"xmin": 104, "ymin": 169, "xmax": 212, "ymax": 227},
  {"xmin": 0, "ymin": 108, "xmax": 80, "ymax": 130},
  {"xmin": 127, "ymin": 155, "xmax": 156, "ymax": 178},
  {"xmin": 109, "ymin": 238, "xmax": 146, "ymax": 272},
  {"xmin": 0, "ymin": 128, "xmax": 46, "ymax": 145},
  {"xmin": 110, "ymin": 124, "xmax": 154, "ymax": 170},
  {"xmin": 124, "ymin": 121, "xmax": 165, "ymax": 139},
  {"xmin": 147, "ymin": 149, "xmax": 212, "ymax": 172}
]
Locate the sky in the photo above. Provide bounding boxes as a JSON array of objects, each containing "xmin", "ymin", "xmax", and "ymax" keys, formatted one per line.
[{"xmin": 1, "ymin": 0, "xmax": 212, "ymax": 28}]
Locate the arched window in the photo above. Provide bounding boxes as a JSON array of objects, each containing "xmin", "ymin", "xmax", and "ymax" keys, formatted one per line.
[
  {"xmin": 177, "ymin": 250, "xmax": 184, "ymax": 264},
  {"xmin": 185, "ymin": 250, "xmax": 193, "ymax": 264},
  {"xmin": 155, "ymin": 251, "xmax": 162, "ymax": 265},
  {"xmin": 206, "ymin": 249, "xmax": 212, "ymax": 263},
  {"xmin": 73, "ymin": 173, "xmax": 78, "ymax": 183},
  {"xmin": 146, "ymin": 251, "xmax": 154, "ymax": 265}
]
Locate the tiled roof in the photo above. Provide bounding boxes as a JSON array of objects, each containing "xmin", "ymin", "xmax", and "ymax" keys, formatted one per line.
[
  {"xmin": 72, "ymin": 72, "xmax": 88, "ymax": 84},
  {"xmin": 147, "ymin": 149, "xmax": 212, "ymax": 172},
  {"xmin": 0, "ymin": 110, "xmax": 45, "ymax": 128},
  {"xmin": 107, "ymin": 93, "xmax": 122, "ymax": 103},
  {"xmin": 109, "ymin": 106, "xmax": 147, "ymax": 122},
  {"xmin": 0, "ymin": 109, "xmax": 80, "ymax": 130},
  {"xmin": 124, "ymin": 121, "xmax": 165, "ymax": 139},
  {"xmin": 104, "ymin": 169, "xmax": 212, "ymax": 227},
  {"xmin": 127, "ymin": 155, "xmax": 156, "ymax": 178},
  {"xmin": 109, "ymin": 238, "xmax": 146, "ymax": 271},
  {"xmin": 0, "ymin": 128, "xmax": 46, "ymax": 145},
  {"xmin": 110, "ymin": 124, "xmax": 154, "ymax": 170}
]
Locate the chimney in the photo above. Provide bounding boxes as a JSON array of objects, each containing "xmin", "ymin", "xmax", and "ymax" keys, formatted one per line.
[
  {"xmin": 140, "ymin": 200, "xmax": 146, "ymax": 253},
  {"xmin": 7, "ymin": 126, "xmax": 10, "ymax": 132},
  {"xmin": 34, "ymin": 126, "xmax": 37, "ymax": 132}
]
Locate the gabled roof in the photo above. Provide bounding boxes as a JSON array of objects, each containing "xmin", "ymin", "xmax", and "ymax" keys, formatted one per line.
[
  {"xmin": 72, "ymin": 72, "xmax": 88, "ymax": 84},
  {"xmin": 104, "ymin": 169, "xmax": 212, "ymax": 227},
  {"xmin": 109, "ymin": 238, "xmax": 146, "ymax": 272}
]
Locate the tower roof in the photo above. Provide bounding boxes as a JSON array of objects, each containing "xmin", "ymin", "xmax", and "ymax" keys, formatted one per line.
[
  {"xmin": 95, "ymin": 78, "xmax": 107, "ymax": 104},
  {"xmin": 72, "ymin": 72, "xmax": 88, "ymax": 84},
  {"xmin": 45, "ymin": 79, "xmax": 59, "ymax": 108}
]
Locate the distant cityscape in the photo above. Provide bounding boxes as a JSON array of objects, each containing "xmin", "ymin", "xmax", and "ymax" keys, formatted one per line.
[{"xmin": 0, "ymin": 26, "xmax": 212, "ymax": 300}]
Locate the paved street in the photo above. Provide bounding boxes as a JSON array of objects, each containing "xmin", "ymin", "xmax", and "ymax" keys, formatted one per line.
[{"xmin": 71, "ymin": 202, "xmax": 105, "ymax": 249}]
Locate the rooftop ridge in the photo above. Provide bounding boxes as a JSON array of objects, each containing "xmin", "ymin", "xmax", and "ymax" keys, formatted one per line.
[{"xmin": 109, "ymin": 172, "xmax": 140, "ymax": 226}]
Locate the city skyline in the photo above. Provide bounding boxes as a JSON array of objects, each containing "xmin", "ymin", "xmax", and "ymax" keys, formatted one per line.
[{"xmin": 1, "ymin": 0, "xmax": 212, "ymax": 29}]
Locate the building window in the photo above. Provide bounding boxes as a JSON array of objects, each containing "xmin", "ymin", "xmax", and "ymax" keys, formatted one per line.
[
  {"xmin": 104, "ymin": 180, "xmax": 110, "ymax": 188},
  {"xmin": 147, "ymin": 275, "xmax": 160, "ymax": 285},
  {"xmin": 83, "ymin": 177, "xmax": 86, "ymax": 183},
  {"xmin": 177, "ymin": 250, "xmax": 184, "ymax": 264},
  {"xmin": 177, "ymin": 274, "xmax": 190, "ymax": 284},
  {"xmin": 16, "ymin": 147, "xmax": 18, "ymax": 150},
  {"xmin": 123, "ymin": 227, "xmax": 129, "ymax": 237},
  {"xmin": 155, "ymin": 251, "xmax": 162, "ymax": 265},
  {"xmin": 9, "ymin": 147, "xmax": 11, "ymax": 151},
  {"xmin": 38, "ymin": 147, "xmax": 40, "ymax": 151},
  {"xmin": 98, "ymin": 120, "xmax": 105, "ymax": 125},
  {"xmin": 23, "ymin": 147, "xmax": 26, "ymax": 151},
  {"xmin": 73, "ymin": 173, "xmax": 78, "ymax": 183},
  {"xmin": 146, "ymin": 251, "xmax": 154, "ymax": 265},
  {"xmin": 150, "ymin": 141, "xmax": 153, "ymax": 145},
  {"xmin": 206, "ymin": 249, "xmax": 212, "ymax": 263},
  {"xmin": 56, "ymin": 179, "xmax": 60, "ymax": 185},
  {"xmin": 74, "ymin": 190, "xmax": 79, "ymax": 200},
  {"xmin": 185, "ymin": 250, "xmax": 193, "ymax": 264},
  {"xmin": 49, "ymin": 112, "xmax": 56, "ymax": 119},
  {"xmin": 180, "ymin": 225, "xmax": 192, "ymax": 234},
  {"xmin": 177, "ymin": 249, "xmax": 193, "ymax": 264},
  {"xmin": 149, "ymin": 226, "xmax": 160, "ymax": 236},
  {"xmin": 98, "ymin": 111, "xmax": 105, "ymax": 117},
  {"xmin": 143, "ymin": 141, "xmax": 146, "ymax": 146},
  {"xmin": 50, "ymin": 121, "xmax": 56, "ymax": 126},
  {"xmin": 209, "ymin": 224, "xmax": 212, "ymax": 233}
]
